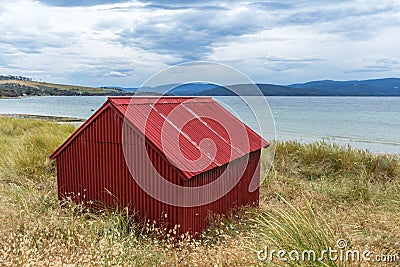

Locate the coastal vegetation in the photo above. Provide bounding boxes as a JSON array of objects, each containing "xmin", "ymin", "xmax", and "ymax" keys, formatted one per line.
[
  {"xmin": 0, "ymin": 75, "xmax": 130, "ymax": 97},
  {"xmin": 0, "ymin": 117, "xmax": 399, "ymax": 266}
]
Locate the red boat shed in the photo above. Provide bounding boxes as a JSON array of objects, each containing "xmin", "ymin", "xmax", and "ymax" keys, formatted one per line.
[{"xmin": 50, "ymin": 97, "xmax": 269, "ymax": 234}]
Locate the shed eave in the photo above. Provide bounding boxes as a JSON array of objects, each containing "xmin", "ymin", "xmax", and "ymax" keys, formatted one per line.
[{"xmin": 181, "ymin": 143, "xmax": 269, "ymax": 181}]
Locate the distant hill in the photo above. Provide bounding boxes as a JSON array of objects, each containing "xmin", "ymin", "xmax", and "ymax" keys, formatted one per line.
[
  {"xmin": 0, "ymin": 76, "xmax": 132, "ymax": 98},
  {"xmin": 195, "ymin": 84, "xmax": 316, "ymax": 96},
  {"xmin": 2, "ymin": 75, "xmax": 400, "ymax": 97},
  {"xmin": 113, "ymin": 83, "xmax": 223, "ymax": 95},
  {"xmin": 288, "ymin": 78, "xmax": 400, "ymax": 96},
  {"xmin": 116, "ymin": 83, "xmax": 308, "ymax": 96},
  {"xmin": 101, "ymin": 86, "xmax": 138, "ymax": 93},
  {"xmin": 179, "ymin": 78, "xmax": 400, "ymax": 96}
]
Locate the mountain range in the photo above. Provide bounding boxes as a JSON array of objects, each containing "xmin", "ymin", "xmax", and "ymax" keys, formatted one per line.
[
  {"xmin": 110, "ymin": 78, "xmax": 400, "ymax": 96},
  {"xmin": 1, "ymin": 75, "xmax": 400, "ymax": 97}
]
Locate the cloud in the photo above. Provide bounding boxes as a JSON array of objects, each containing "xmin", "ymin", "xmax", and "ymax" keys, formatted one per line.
[
  {"xmin": 0, "ymin": 33, "xmax": 71, "ymax": 54},
  {"xmin": 117, "ymin": 5, "xmax": 266, "ymax": 61},
  {"xmin": 37, "ymin": 0, "xmax": 130, "ymax": 7},
  {"xmin": 259, "ymin": 56, "xmax": 326, "ymax": 72},
  {"xmin": 106, "ymin": 70, "xmax": 129, "ymax": 77},
  {"xmin": 115, "ymin": 0, "xmax": 400, "ymax": 64},
  {"xmin": 0, "ymin": 0, "xmax": 400, "ymax": 86},
  {"xmin": 143, "ymin": 4, "xmax": 226, "ymax": 11},
  {"xmin": 350, "ymin": 58, "xmax": 400, "ymax": 73},
  {"xmin": 137, "ymin": 0, "xmax": 213, "ymax": 5}
]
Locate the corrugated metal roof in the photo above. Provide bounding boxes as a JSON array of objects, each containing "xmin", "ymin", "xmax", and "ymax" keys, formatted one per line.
[
  {"xmin": 109, "ymin": 97, "xmax": 269, "ymax": 179},
  {"xmin": 51, "ymin": 96, "xmax": 269, "ymax": 180}
]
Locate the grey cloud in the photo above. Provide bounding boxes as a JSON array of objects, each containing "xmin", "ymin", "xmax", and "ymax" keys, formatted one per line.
[
  {"xmin": 0, "ymin": 32, "xmax": 79, "ymax": 54},
  {"xmin": 117, "ymin": 7, "xmax": 265, "ymax": 61},
  {"xmin": 38, "ymin": 0, "xmax": 222, "ymax": 8},
  {"xmin": 249, "ymin": 1, "xmax": 400, "ymax": 42},
  {"xmin": 0, "ymin": 36, "xmax": 47, "ymax": 54},
  {"xmin": 37, "ymin": 0, "xmax": 129, "ymax": 7},
  {"xmin": 143, "ymin": 4, "xmax": 226, "ymax": 11},
  {"xmin": 114, "ymin": 0, "xmax": 400, "ymax": 62},
  {"xmin": 250, "ymin": 2, "xmax": 297, "ymax": 10},
  {"xmin": 119, "ymin": 25, "xmax": 212, "ymax": 61},
  {"xmin": 142, "ymin": 4, "xmax": 188, "ymax": 10},
  {"xmin": 259, "ymin": 56, "xmax": 326, "ymax": 71},
  {"xmin": 106, "ymin": 71, "xmax": 128, "ymax": 77},
  {"xmin": 288, "ymin": 5, "xmax": 394, "ymax": 24},
  {"xmin": 0, "ymin": 54, "xmax": 9, "ymax": 66},
  {"xmin": 264, "ymin": 56, "xmax": 326, "ymax": 63},
  {"xmin": 251, "ymin": 0, "xmax": 350, "ymax": 10},
  {"xmin": 281, "ymin": 3, "xmax": 399, "ymax": 40},
  {"xmin": 137, "ymin": 0, "xmax": 214, "ymax": 5},
  {"xmin": 350, "ymin": 58, "xmax": 400, "ymax": 73},
  {"xmin": 69, "ymin": 56, "xmax": 145, "ymax": 77}
]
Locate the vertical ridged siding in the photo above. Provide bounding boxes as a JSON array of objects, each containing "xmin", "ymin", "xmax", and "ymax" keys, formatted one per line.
[
  {"xmin": 57, "ymin": 106, "xmax": 182, "ymax": 228},
  {"xmin": 180, "ymin": 151, "xmax": 260, "ymax": 233}
]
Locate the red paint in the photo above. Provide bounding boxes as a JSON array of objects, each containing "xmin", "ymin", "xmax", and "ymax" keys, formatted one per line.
[{"xmin": 50, "ymin": 97, "xmax": 269, "ymax": 234}]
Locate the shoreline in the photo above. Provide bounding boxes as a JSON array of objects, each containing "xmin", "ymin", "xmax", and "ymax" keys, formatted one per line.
[{"xmin": 0, "ymin": 114, "xmax": 86, "ymax": 123}]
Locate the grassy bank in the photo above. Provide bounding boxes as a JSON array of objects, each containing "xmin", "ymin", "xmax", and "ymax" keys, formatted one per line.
[
  {"xmin": 0, "ymin": 79, "xmax": 127, "ymax": 97},
  {"xmin": 0, "ymin": 117, "xmax": 399, "ymax": 266}
]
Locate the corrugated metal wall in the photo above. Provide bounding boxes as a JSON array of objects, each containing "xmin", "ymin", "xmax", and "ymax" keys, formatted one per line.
[
  {"xmin": 56, "ymin": 104, "xmax": 260, "ymax": 234},
  {"xmin": 180, "ymin": 150, "xmax": 260, "ymax": 233}
]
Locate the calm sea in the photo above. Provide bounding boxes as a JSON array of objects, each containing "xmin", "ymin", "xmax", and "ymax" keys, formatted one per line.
[{"xmin": 0, "ymin": 96, "xmax": 399, "ymax": 154}]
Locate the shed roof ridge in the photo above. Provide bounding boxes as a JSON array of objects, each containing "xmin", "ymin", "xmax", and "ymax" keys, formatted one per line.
[
  {"xmin": 114, "ymin": 100, "xmax": 215, "ymax": 106},
  {"xmin": 108, "ymin": 96, "xmax": 214, "ymax": 106}
]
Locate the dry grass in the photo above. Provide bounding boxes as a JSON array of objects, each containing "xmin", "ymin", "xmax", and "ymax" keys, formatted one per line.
[{"xmin": 0, "ymin": 117, "xmax": 399, "ymax": 266}]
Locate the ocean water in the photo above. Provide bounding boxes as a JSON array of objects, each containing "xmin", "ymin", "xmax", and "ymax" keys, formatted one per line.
[
  {"xmin": 217, "ymin": 96, "xmax": 400, "ymax": 154},
  {"xmin": 0, "ymin": 96, "xmax": 399, "ymax": 153}
]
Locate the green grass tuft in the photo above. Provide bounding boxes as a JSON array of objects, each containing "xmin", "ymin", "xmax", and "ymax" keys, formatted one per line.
[
  {"xmin": 0, "ymin": 117, "xmax": 76, "ymax": 182},
  {"xmin": 252, "ymin": 196, "xmax": 348, "ymax": 266}
]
